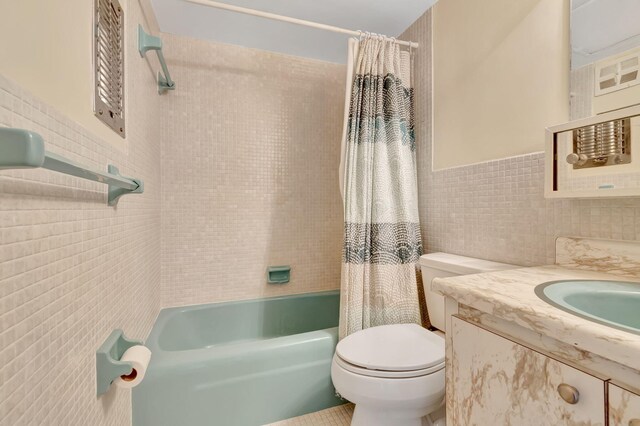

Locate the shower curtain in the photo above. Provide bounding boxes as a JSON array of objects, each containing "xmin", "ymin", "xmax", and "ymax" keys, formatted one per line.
[{"xmin": 339, "ymin": 36, "xmax": 423, "ymax": 339}]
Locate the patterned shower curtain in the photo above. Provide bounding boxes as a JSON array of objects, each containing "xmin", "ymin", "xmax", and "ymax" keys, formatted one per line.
[{"xmin": 339, "ymin": 36, "xmax": 423, "ymax": 339}]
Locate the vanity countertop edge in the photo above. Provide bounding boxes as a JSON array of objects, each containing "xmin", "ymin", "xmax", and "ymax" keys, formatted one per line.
[{"xmin": 432, "ymin": 265, "xmax": 640, "ymax": 372}]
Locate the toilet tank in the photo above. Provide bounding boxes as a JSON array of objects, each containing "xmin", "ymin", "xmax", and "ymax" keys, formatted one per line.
[{"xmin": 419, "ymin": 253, "xmax": 518, "ymax": 332}]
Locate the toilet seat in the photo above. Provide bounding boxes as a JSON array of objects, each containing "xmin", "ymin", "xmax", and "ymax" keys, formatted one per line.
[
  {"xmin": 335, "ymin": 324, "xmax": 445, "ymax": 378},
  {"xmin": 334, "ymin": 354, "xmax": 444, "ymax": 378}
]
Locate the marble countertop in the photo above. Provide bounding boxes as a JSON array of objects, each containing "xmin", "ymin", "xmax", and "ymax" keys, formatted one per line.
[{"xmin": 432, "ymin": 265, "xmax": 640, "ymax": 372}]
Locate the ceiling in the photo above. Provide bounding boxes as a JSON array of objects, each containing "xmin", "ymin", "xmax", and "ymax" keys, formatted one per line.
[
  {"xmin": 571, "ymin": 0, "xmax": 640, "ymax": 69},
  {"xmin": 151, "ymin": 0, "xmax": 436, "ymax": 63}
]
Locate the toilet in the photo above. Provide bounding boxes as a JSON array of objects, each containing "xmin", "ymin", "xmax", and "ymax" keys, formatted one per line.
[{"xmin": 331, "ymin": 253, "xmax": 517, "ymax": 426}]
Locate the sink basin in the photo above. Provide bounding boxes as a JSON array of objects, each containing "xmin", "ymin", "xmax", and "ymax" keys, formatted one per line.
[{"xmin": 535, "ymin": 280, "xmax": 640, "ymax": 335}]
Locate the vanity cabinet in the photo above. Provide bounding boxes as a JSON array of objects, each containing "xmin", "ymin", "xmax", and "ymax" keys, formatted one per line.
[
  {"xmin": 609, "ymin": 384, "xmax": 640, "ymax": 426},
  {"xmin": 450, "ymin": 316, "xmax": 606, "ymax": 425}
]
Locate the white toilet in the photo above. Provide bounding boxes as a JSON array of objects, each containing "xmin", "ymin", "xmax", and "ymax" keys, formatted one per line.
[{"xmin": 331, "ymin": 253, "xmax": 516, "ymax": 426}]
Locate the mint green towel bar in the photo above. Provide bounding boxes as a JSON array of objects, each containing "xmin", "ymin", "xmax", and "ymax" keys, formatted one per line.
[
  {"xmin": 96, "ymin": 329, "xmax": 143, "ymax": 396},
  {"xmin": 0, "ymin": 128, "xmax": 144, "ymax": 206},
  {"xmin": 138, "ymin": 25, "xmax": 175, "ymax": 94}
]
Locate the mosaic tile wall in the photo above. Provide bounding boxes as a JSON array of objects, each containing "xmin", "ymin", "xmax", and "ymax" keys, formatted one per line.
[
  {"xmin": 402, "ymin": 11, "xmax": 640, "ymax": 267},
  {"xmin": 0, "ymin": 2, "xmax": 162, "ymax": 424},
  {"xmin": 159, "ymin": 34, "xmax": 346, "ymax": 307},
  {"xmin": 570, "ymin": 64, "xmax": 594, "ymax": 120}
]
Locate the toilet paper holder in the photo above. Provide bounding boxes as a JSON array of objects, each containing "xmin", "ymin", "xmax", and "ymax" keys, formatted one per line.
[{"xmin": 96, "ymin": 329, "xmax": 143, "ymax": 396}]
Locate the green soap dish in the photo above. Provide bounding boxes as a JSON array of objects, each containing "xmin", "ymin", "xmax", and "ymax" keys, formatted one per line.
[{"xmin": 268, "ymin": 266, "xmax": 291, "ymax": 284}]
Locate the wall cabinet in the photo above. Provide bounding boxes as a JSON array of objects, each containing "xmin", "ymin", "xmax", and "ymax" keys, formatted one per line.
[
  {"xmin": 544, "ymin": 104, "xmax": 640, "ymax": 199},
  {"xmin": 450, "ymin": 316, "xmax": 606, "ymax": 425}
]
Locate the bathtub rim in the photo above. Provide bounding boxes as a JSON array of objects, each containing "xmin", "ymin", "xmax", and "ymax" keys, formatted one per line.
[{"xmin": 146, "ymin": 290, "xmax": 340, "ymax": 356}]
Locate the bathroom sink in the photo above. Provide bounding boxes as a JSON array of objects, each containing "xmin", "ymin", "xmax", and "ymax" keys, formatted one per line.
[{"xmin": 535, "ymin": 280, "xmax": 640, "ymax": 335}]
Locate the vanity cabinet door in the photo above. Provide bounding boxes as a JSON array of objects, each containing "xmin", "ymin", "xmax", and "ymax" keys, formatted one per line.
[
  {"xmin": 450, "ymin": 317, "xmax": 606, "ymax": 425},
  {"xmin": 609, "ymin": 384, "xmax": 640, "ymax": 426}
]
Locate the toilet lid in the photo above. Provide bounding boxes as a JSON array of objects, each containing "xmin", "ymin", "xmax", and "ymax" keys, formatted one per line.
[{"xmin": 336, "ymin": 324, "xmax": 445, "ymax": 372}]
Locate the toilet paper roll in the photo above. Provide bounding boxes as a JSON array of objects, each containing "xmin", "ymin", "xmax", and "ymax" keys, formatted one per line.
[{"xmin": 114, "ymin": 345, "xmax": 152, "ymax": 389}]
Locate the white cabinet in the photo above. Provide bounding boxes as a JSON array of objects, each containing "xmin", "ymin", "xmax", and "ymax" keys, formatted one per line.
[
  {"xmin": 609, "ymin": 384, "xmax": 640, "ymax": 426},
  {"xmin": 450, "ymin": 316, "xmax": 606, "ymax": 425}
]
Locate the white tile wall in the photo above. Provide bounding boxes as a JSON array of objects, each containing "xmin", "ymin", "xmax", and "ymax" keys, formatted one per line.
[
  {"xmin": 0, "ymin": 2, "xmax": 162, "ymax": 425},
  {"xmin": 402, "ymin": 11, "xmax": 640, "ymax": 267},
  {"xmin": 570, "ymin": 64, "xmax": 595, "ymax": 120},
  {"xmin": 159, "ymin": 34, "xmax": 347, "ymax": 307}
]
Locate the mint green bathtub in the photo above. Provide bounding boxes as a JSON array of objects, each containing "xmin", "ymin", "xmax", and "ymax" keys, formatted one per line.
[{"xmin": 133, "ymin": 291, "xmax": 343, "ymax": 426}]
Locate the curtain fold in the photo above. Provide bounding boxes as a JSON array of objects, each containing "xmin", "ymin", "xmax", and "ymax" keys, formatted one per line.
[
  {"xmin": 339, "ymin": 37, "xmax": 423, "ymax": 339},
  {"xmin": 339, "ymin": 38, "xmax": 360, "ymax": 201}
]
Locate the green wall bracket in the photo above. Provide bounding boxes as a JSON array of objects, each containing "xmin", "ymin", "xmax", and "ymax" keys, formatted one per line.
[
  {"xmin": 138, "ymin": 25, "xmax": 176, "ymax": 94},
  {"xmin": 0, "ymin": 127, "xmax": 46, "ymax": 169},
  {"xmin": 267, "ymin": 266, "xmax": 291, "ymax": 284},
  {"xmin": 107, "ymin": 165, "xmax": 144, "ymax": 206},
  {"xmin": 137, "ymin": 24, "xmax": 162, "ymax": 55},
  {"xmin": 96, "ymin": 329, "xmax": 143, "ymax": 396},
  {"xmin": 157, "ymin": 72, "xmax": 174, "ymax": 95},
  {"xmin": 0, "ymin": 128, "xmax": 144, "ymax": 206}
]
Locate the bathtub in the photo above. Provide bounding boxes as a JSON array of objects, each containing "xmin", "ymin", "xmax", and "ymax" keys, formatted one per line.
[{"xmin": 133, "ymin": 291, "xmax": 343, "ymax": 426}]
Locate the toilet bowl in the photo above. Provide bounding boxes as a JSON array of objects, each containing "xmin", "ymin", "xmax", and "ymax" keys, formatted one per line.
[
  {"xmin": 331, "ymin": 253, "xmax": 517, "ymax": 426},
  {"xmin": 331, "ymin": 324, "xmax": 445, "ymax": 426}
]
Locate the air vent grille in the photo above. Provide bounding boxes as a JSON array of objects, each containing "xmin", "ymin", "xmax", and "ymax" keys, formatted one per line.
[
  {"xmin": 570, "ymin": 119, "xmax": 631, "ymax": 169},
  {"xmin": 94, "ymin": 0, "xmax": 125, "ymax": 137},
  {"xmin": 595, "ymin": 49, "xmax": 640, "ymax": 97}
]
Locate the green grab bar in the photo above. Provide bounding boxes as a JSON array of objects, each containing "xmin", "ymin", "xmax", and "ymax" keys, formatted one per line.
[
  {"xmin": 138, "ymin": 25, "xmax": 175, "ymax": 94},
  {"xmin": 0, "ymin": 127, "xmax": 144, "ymax": 206}
]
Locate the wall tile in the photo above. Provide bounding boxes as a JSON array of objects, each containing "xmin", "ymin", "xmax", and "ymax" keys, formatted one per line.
[
  {"xmin": 0, "ymin": 1, "xmax": 161, "ymax": 425},
  {"xmin": 402, "ymin": 11, "xmax": 640, "ymax": 267},
  {"xmin": 159, "ymin": 34, "xmax": 346, "ymax": 307}
]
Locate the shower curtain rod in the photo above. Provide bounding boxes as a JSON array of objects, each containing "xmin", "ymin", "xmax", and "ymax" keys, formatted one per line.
[{"xmin": 183, "ymin": 0, "xmax": 419, "ymax": 48}]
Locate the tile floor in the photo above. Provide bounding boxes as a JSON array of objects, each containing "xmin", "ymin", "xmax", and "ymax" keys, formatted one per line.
[{"xmin": 265, "ymin": 404, "xmax": 354, "ymax": 425}]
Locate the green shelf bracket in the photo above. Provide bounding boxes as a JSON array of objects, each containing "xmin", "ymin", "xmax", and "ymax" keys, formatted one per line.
[
  {"xmin": 157, "ymin": 72, "xmax": 174, "ymax": 95},
  {"xmin": 137, "ymin": 24, "xmax": 162, "ymax": 56},
  {"xmin": 138, "ymin": 25, "xmax": 175, "ymax": 94},
  {"xmin": 96, "ymin": 329, "xmax": 143, "ymax": 396},
  {"xmin": 107, "ymin": 165, "xmax": 144, "ymax": 206}
]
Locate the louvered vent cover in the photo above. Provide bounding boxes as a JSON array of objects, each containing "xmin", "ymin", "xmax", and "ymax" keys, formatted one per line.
[
  {"xmin": 595, "ymin": 49, "xmax": 640, "ymax": 97},
  {"xmin": 94, "ymin": 0, "xmax": 125, "ymax": 137},
  {"xmin": 571, "ymin": 119, "xmax": 631, "ymax": 169}
]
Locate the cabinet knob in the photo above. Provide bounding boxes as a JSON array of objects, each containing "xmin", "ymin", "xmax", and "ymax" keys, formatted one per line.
[
  {"xmin": 629, "ymin": 420, "xmax": 640, "ymax": 426},
  {"xmin": 557, "ymin": 383, "xmax": 580, "ymax": 404}
]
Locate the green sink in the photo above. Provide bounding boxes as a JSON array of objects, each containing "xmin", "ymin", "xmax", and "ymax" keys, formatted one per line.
[{"xmin": 535, "ymin": 280, "xmax": 640, "ymax": 335}]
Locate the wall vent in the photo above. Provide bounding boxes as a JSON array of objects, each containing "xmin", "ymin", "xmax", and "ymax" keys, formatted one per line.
[
  {"xmin": 569, "ymin": 118, "xmax": 631, "ymax": 169},
  {"xmin": 595, "ymin": 49, "xmax": 640, "ymax": 97},
  {"xmin": 94, "ymin": 0, "xmax": 125, "ymax": 137}
]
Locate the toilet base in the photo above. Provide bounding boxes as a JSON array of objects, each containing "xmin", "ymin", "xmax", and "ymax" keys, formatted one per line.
[
  {"xmin": 351, "ymin": 406, "xmax": 430, "ymax": 426},
  {"xmin": 350, "ymin": 401, "xmax": 445, "ymax": 426},
  {"xmin": 331, "ymin": 355, "xmax": 445, "ymax": 426}
]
